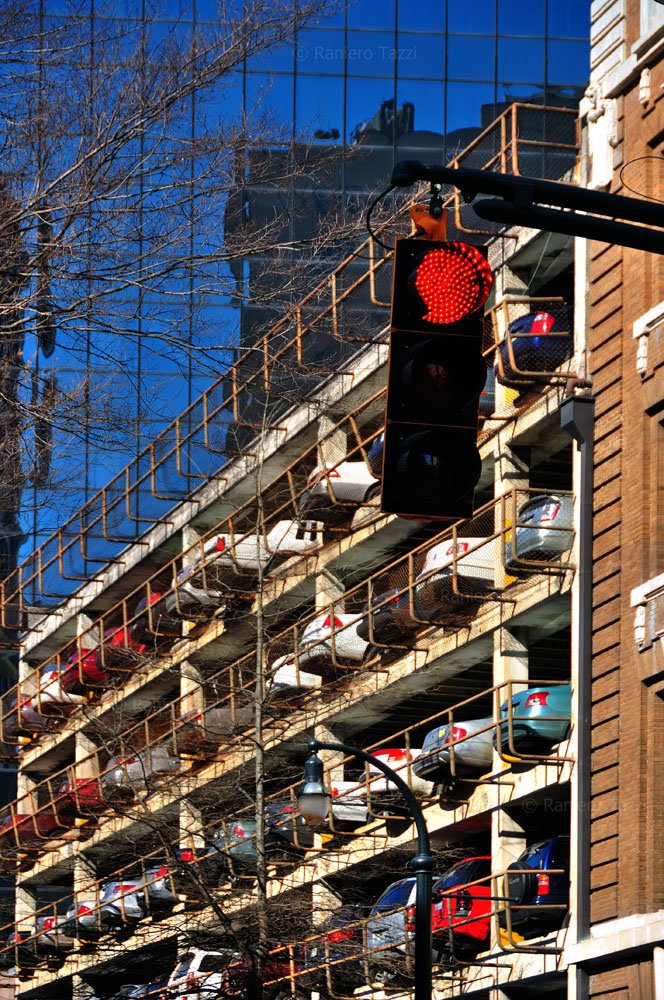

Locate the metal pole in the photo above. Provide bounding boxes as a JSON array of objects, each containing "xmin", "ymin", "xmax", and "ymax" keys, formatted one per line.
[
  {"xmin": 560, "ymin": 393, "xmax": 594, "ymax": 1000},
  {"xmin": 308, "ymin": 738, "xmax": 433, "ymax": 1000}
]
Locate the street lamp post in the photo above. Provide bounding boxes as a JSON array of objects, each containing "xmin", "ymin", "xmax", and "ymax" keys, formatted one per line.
[{"xmin": 297, "ymin": 738, "xmax": 434, "ymax": 1000}]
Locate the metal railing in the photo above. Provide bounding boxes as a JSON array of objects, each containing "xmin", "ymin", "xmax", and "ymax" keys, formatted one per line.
[{"xmin": 2, "ymin": 104, "xmax": 579, "ymax": 620}]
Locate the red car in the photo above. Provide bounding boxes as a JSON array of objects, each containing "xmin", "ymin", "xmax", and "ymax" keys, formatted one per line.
[
  {"xmin": 0, "ymin": 810, "xmax": 75, "ymax": 856},
  {"xmin": 97, "ymin": 624, "xmax": 149, "ymax": 673},
  {"xmin": 430, "ymin": 856, "xmax": 492, "ymax": 960},
  {"xmin": 55, "ymin": 776, "xmax": 106, "ymax": 817},
  {"xmin": 60, "ymin": 648, "xmax": 110, "ymax": 692}
]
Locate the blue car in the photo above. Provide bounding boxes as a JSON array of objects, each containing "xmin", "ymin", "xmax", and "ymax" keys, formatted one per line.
[
  {"xmin": 495, "ymin": 308, "xmax": 573, "ymax": 387},
  {"xmin": 300, "ymin": 904, "xmax": 369, "ymax": 997},
  {"xmin": 495, "ymin": 683, "xmax": 571, "ymax": 761},
  {"xmin": 502, "ymin": 835, "xmax": 570, "ymax": 933}
]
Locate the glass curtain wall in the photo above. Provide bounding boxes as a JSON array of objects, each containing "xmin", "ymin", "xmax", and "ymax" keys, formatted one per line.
[{"xmin": 4, "ymin": 0, "xmax": 589, "ymax": 564}]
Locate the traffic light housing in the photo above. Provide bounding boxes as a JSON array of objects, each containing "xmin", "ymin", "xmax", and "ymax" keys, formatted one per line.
[{"xmin": 381, "ymin": 238, "xmax": 492, "ymax": 521}]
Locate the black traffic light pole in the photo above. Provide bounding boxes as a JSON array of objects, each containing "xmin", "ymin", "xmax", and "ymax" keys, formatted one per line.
[
  {"xmin": 390, "ymin": 160, "xmax": 664, "ymax": 254},
  {"xmin": 301, "ymin": 739, "xmax": 434, "ymax": 1000}
]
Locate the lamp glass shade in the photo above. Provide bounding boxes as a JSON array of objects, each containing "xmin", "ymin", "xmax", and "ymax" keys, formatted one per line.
[{"xmin": 297, "ymin": 788, "xmax": 330, "ymax": 824}]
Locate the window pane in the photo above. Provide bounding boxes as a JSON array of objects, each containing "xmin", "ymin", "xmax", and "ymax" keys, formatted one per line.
[
  {"xmin": 396, "ymin": 33, "xmax": 444, "ymax": 79},
  {"xmin": 548, "ymin": 0, "xmax": 590, "ymax": 38},
  {"xmin": 247, "ymin": 40, "xmax": 294, "ymax": 73},
  {"xmin": 498, "ymin": 37, "xmax": 545, "ymax": 82},
  {"xmin": 347, "ymin": 0, "xmax": 396, "ymax": 29},
  {"xmin": 296, "ymin": 75, "xmax": 345, "ymax": 142},
  {"xmin": 347, "ymin": 79, "xmax": 396, "ymax": 143},
  {"xmin": 448, "ymin": 35, "xmax": 496, "ymax": 82},
  {"xmin": 448, "ymin": 0, "xmax": 496, "ymax": 33},
  {"xmin": 346, "ymin": 31, "xmax": 399, "ymax": 77},
  {"xmin": 547, "ymin": 41, "xmax": 590, "ymax": 87},
  {"xmin": 446, "ymin": 82, "xmax": 495, "ymax": 135},
  {"xmin": 399, "ymin": 0, "xmax": 445, "ymax": 31},
  {"xmin": 296, "ymin": 29, "xmax": 346, "ymax": 74},
  {"xmin": 396, "ymin": 79, "xmax": 444, "ymax": 138},
  {"xmin": 498, "ymin": 0, "xmax": 545, "ymax": 35},
  {"xmin": 245, "ymin": 74, "xmax": 294, "ymax": 135}
]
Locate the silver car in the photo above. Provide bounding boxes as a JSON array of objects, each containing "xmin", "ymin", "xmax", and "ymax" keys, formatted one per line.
[
  {"xmin": 101, "ymin": 745, "xmax": 182, "ymax": 802},
  {"xmin": 414, "ymin": 718, "xmax": 495, "ymax": 782},
  {"xmin": 505, "ymin": 494, "xmax": 574, "ymax": 568},
  {"xmin": 98, "ymin": 864, "xmax": 179, "ymax": 926},
  {"xmin": 35, "ymin": 914, "xmax": 75, "ymax": 953}
]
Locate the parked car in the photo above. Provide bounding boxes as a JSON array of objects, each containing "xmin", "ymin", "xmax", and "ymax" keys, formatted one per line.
[
  {"xmin": 366, "ymin": 856, "xmax": 492, "ymax": 978},
  {"xmin": 59, "ymin": 647, "xmax": 111, "ymax": 692},
  {"xmin": 100, "ymin": 745, "xmax": 182, "ymax": 803},
  {"xmin": 160, "ymin": 520, "xmax": 323, "ymax": 599},
  {"xmin": 130, "ymin": 592, "xmax": 183, "ymax": 646},
  {"xmin": 299, "ymin": 461, "xmax": 379, "ymax": 524},
  {"xmin": 328, "ymin": 781, "xmax": 370, "ymax": 827},
  {"xmin": 414, "ymin": 717, "xmax": 495, "ymax": 783},
  {"xmin": 367, "ymin": 434, "xmax": 384, "ymax": 478},
  {"xmin": 175, "ymin": 662, "xmax": 322, "ymax": 757},
  {"xmin": 35, "ymin": 914, "xmax": 75, "ymax": 954},
  {"xmin": 494, "ymin": 683, "xmax": 571, "ymax": 761},
  {"xmin": 355, "ymin": 588, "xmax": 421, "ymax": 647},
  {"xmin": 0, "ymin": 810, "xmax": 74, "ymax": 857},
  {"xmin": 430, "ymin": 856, "xmax": 493, "ymax": 962},
  {"xmin": 163, "ymin": 946, "xmax": 303, "ymax": 1000},
  {"xmin": 479, "ymin": 367, "xmax": 495, "ymax": 417},
  {"xmin": 97, "ymin": 864, "xmax": 179, "ymax": 927},
  {"xmin": 4, "ymin": 929, "xmax": 40, "ymax": 970},
  {"xmin": 502, "ymin": 835, "xmax": 570, "ymax": 933},
  {"xmin": 505, "ymin": 494, "xmax": 574, "ymax": 569},
  {"xmin": 160, "ymin": 560, "xmax": 230, "ymax": 621},
  {"xmin": 2, "ymin": 691, "xmax": 61, "ymax": 743},
  {"xmin": 63, "ymin": 895, "xmax": 102, "ymax": 939},
  {"xmin": 295, "ymin": 613, "xmax": 369, "ymax": 673},
  {"xmin": 414, "ymin": 537, "xmax": 498, "ymax": 622},
  {"xmin": 363, "ymin": 748, "xmax": 433, "ymax": 806},
  {"xmin": 97, "ymin": 624, "xmax": 149, "ymax": 673},
  {"xmin": 300, "ymin": 904, "xmax": 369, "ymax": 996},
  {"xmin": 31, "ymin": 663, "xmax": 88, "ymax": 714},
  {"xmin": 206, "ymin": 802, "xmax": 314, "ymax": 873},
  {"xmin": 107, "ymin": 980, "xmax": 170, "ymax": 1000},
  {"xmin": 55, "ymin": 775, "xmax": 106, "ymax": 817},
  {"xmin": 495, "ymin": 309, "xmax": 573, "ymax": 387}
]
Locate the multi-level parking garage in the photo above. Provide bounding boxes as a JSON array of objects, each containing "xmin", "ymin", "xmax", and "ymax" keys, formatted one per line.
[{"xmin": 0, "ymin": 104, "xmax": 585, "ymax": 999}]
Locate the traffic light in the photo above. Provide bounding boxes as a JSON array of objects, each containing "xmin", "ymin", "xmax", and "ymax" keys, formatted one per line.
[{"xmin": 381, "ymin": 238, "xmax": 492, "ymax": 521}]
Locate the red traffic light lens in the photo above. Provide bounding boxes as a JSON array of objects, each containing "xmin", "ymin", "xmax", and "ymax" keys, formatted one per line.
[{"xmin": 413, "ymin": 243, "xmax": 493, "ymax": 324}]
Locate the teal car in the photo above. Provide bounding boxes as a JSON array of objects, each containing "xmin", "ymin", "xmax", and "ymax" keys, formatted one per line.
[{"xmin": 494, "ymin": 683, "xmax": 571, "ymax": 761}]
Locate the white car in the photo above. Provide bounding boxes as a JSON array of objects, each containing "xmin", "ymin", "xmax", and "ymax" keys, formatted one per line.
[
  {"xmin": 175, "ymin": 663, "xmax": 321, "ymax": 755},
  {"xmin": 31, "ymin": 664, "xmax": 88, "ymax": 714},
  {"xmin": 415, "ymin": 537, "xmax": 498, "ymax": 621},
  {"xmin": 294, "ymin": 613, "xmax": 369, "ymax": 673},
  {"xmin": 364, "ymin": 748, "xmax": 434, "ymax": 803},
  {"xmin": 171, "ymin": 520, "xmax": 324, "ymax": 594},
  {"xmin": 64, "ymin": 896, "xmax": 102, "ymax": 938},
  {"xmin": 299, "ymin": 461, "xmax": 379, "ymax": 524}
]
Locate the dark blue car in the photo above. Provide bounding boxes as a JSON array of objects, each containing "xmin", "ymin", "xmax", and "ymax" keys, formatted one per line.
[
  {"xmin": 300, "ymin": 904, "xmax": 369, "ymax": 997},
  {"xmin": 496, "ymin": 308, "xmax": 573, "ymax": 387},
  {"xmin": 502, "ymin": 835, "xmax": 569, "ymax": 934}
]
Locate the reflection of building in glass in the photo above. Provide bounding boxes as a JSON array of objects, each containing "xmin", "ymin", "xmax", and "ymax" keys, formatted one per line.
[{"xmin": 9, "ymin": 1, "xmax": 590, "ymax": 565}]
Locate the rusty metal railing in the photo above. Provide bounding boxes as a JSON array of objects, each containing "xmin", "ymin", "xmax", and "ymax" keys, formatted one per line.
[{"xmin": 1, "ymin": 104, "xmax": 579, "ymax": 623}]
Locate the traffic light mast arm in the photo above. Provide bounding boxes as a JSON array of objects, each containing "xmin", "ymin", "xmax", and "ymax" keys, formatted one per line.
[{"xmin": 390, "ymin": 160, "xmax": 664, "ymax": 254}]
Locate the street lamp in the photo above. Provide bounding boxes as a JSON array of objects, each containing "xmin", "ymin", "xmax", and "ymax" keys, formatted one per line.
[{"xmin": 297, "ymin": 738, "xmax": 434, "ymax": 1000}]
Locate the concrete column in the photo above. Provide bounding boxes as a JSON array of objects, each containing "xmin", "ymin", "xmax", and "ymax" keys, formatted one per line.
[
  {"xmin": 315, "ymin": 569, "xmax": 345, "ymax": 613},
  {"xmin": 72, "ymin": 974, "xmax": 98, "ymax": 1000},
  {"xmin": 179, "ymin": 659, "xmax": 205, "ymax": 716}
]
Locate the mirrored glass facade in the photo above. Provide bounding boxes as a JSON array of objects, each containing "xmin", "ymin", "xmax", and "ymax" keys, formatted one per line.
[{"xmin": 3, "ymin": 0, "xmax": 590, "ymax": 568}]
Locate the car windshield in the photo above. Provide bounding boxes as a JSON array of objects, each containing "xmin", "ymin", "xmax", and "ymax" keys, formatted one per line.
[
  {"xmin": 435, "ymin": 859, "xmax": 490, "ymax": 891},
  {"xmin": 373, "ymin": 879, "xmax": 414, "ymax": 912},
  {"xmin": 172, "ymin": 953, "xmax": 195, "ymax": 980}
]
